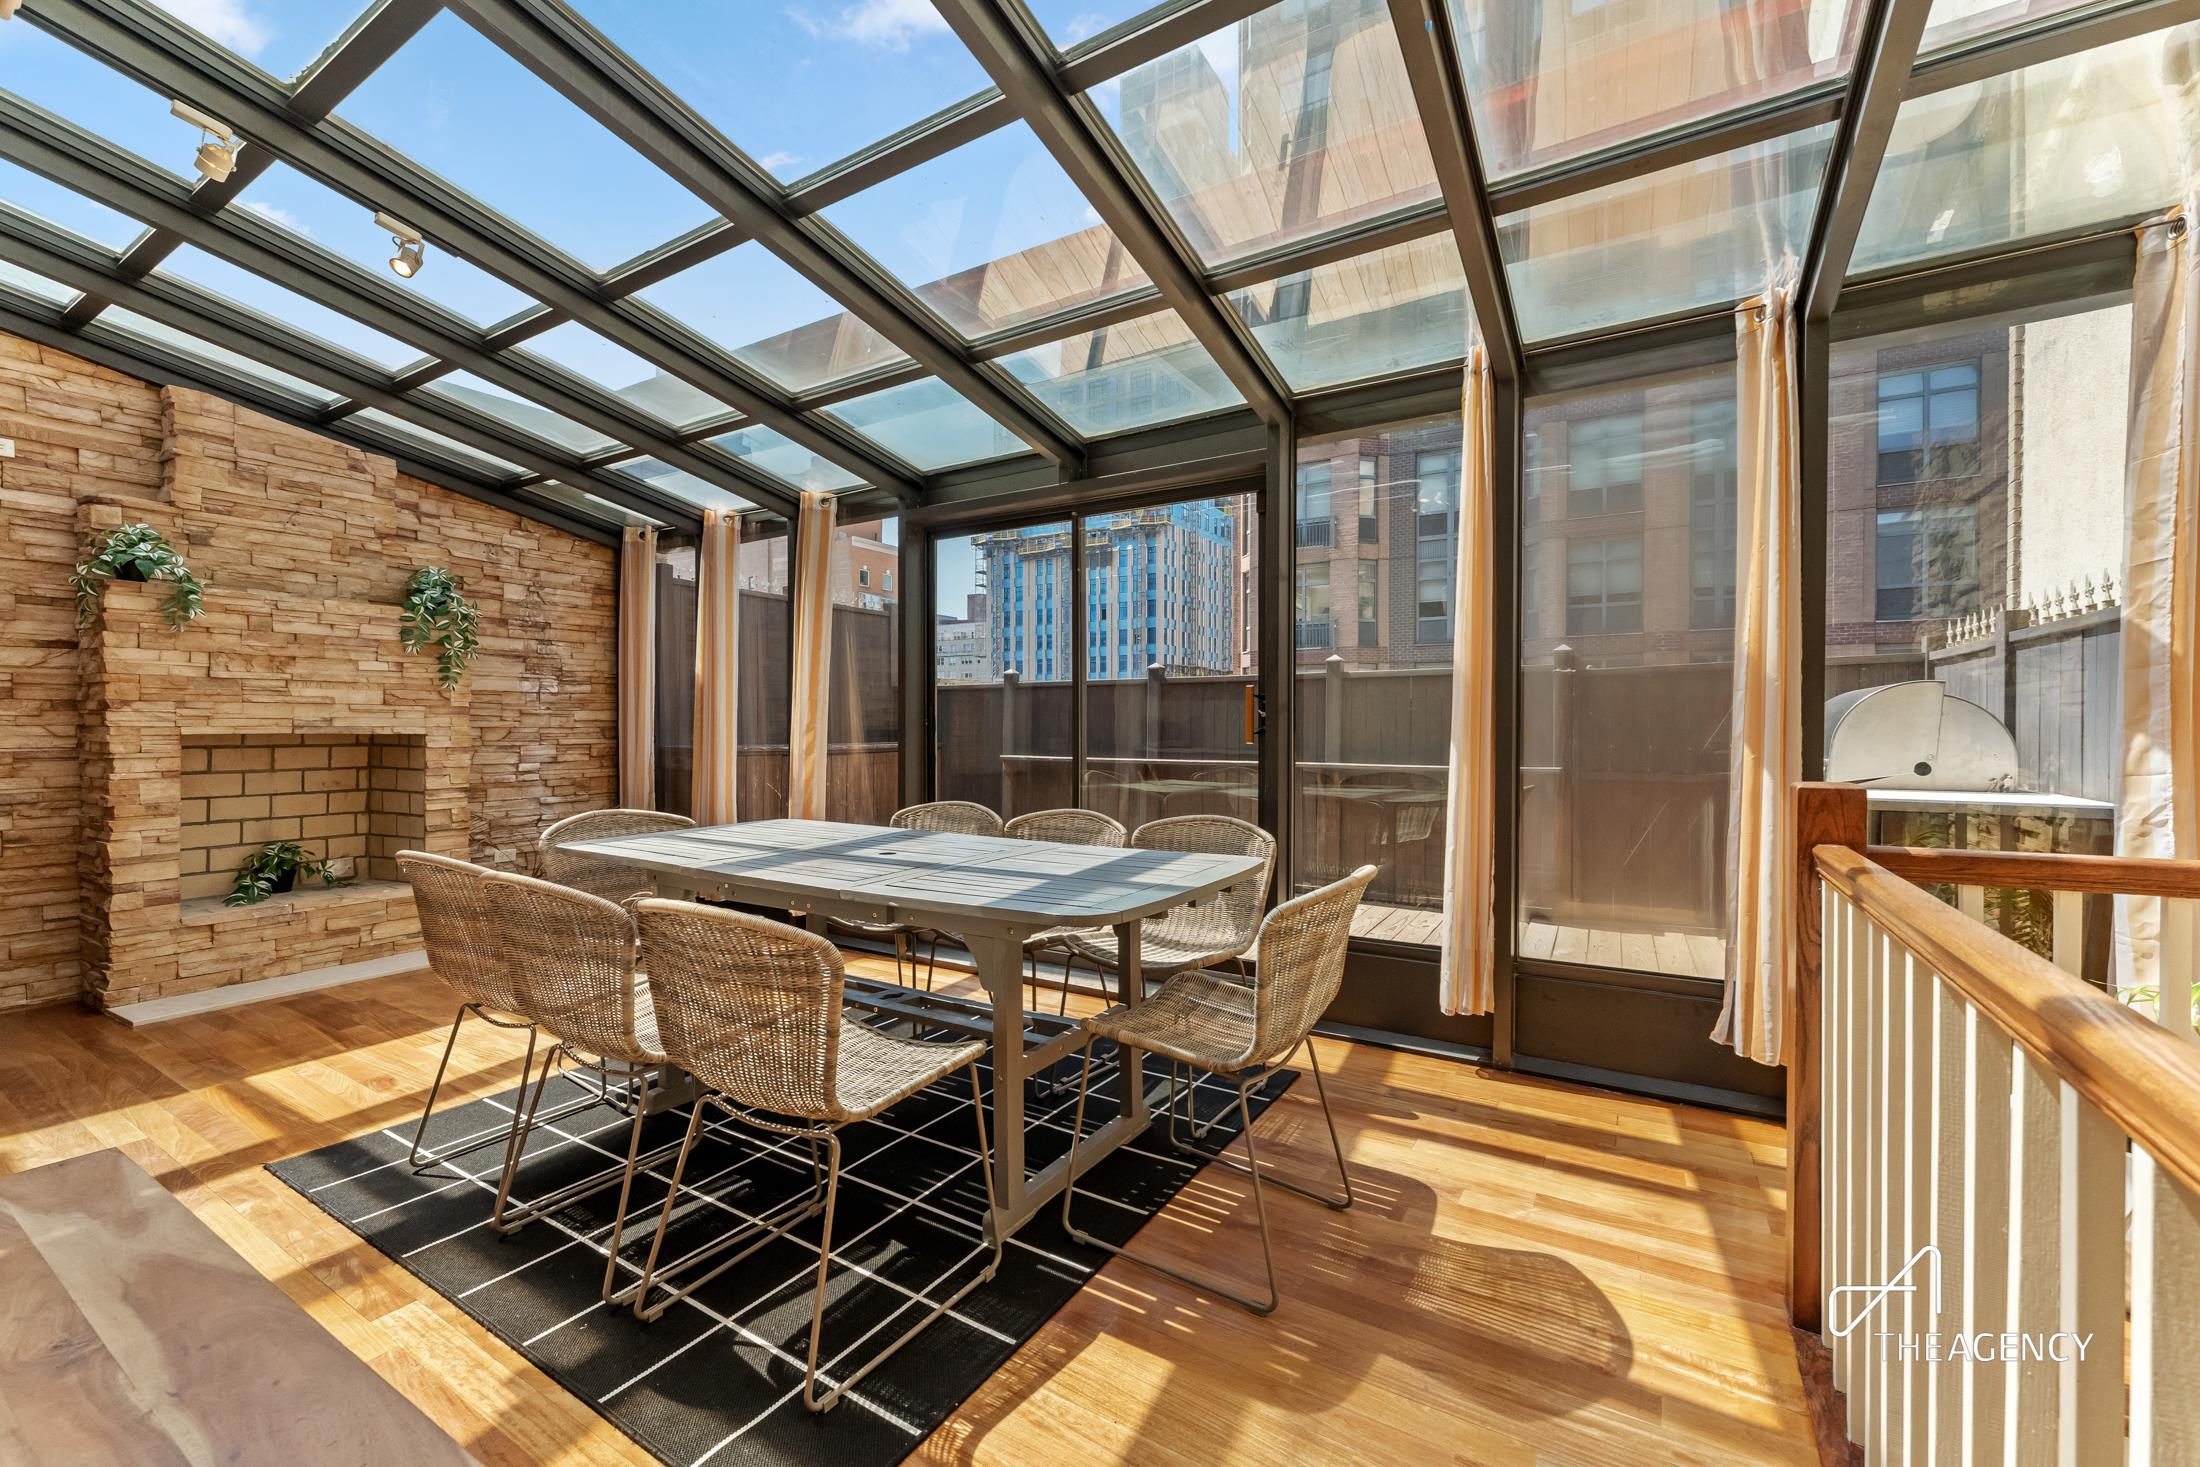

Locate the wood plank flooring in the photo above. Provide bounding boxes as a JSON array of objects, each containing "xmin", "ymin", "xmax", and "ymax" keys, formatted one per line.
[
  {"xmin": 0, "ymin": 961, "xmax": 1820, "ymax": 1466},
  {"xmin": 1354, "ymin": 902, "xmax": 1730, "ymax": 981}
]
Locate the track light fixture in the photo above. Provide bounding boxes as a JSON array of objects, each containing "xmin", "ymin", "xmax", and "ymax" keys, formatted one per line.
[
  {"xmin": 170, "ymin": 100, "xmax": 238, "ymax": 182},
  {"xmin": 376, "ymin": 212, "xmax": 426, "ymax": 279}
]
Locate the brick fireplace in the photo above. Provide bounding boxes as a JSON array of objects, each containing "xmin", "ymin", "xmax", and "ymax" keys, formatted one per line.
[{"xmin": 177, "ymin": 733, "xmax": 426, "ymax": 906}]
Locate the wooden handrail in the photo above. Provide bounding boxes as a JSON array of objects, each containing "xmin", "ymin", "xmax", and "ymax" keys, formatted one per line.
[
  {"xmin": 1816, "ymin": 842, "xmax": 2200, "ymax": 1200},
  {"xmin": 1869, "ymin": 844, "xmax": 2200, "ymax": 900}
]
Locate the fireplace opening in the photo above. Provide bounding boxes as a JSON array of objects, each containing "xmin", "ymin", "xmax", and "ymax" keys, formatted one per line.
[{"xmin": 178, "ymin": 733, "xmax": 427, "ymax": 908}]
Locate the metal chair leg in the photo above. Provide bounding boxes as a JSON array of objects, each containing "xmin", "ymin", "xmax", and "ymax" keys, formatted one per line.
[
  {"xmin": 490, "ymin": 1035, "xmax": 556, "ymax": 1233},
  {"xmin": 1301, "ymin": 1035, "xmax": 1356, "ymax": 1209},
  {"xmin": 408, "ymin": 1002, "xmax": 471, "ymax": 1168},
  {"xmin": 627, "ymin": 1102, "xmax": 831, "ymax": 1319},
  {"xmin": 1159, "ymin": 1042, "xmax": 1352, "ymax": 1210},
  {"xmin": 1063, "ymin": 1041, "xmax": 1279, "ymax": 1315},
  {"xmin": 597, "ymin": 1102, "xmax": 652, "ymax": 1302}
]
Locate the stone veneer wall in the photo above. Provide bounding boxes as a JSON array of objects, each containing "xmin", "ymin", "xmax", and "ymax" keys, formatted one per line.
[{"xmin": 0, "ymin": 332, "xmax": 617, "ymax": 1011}]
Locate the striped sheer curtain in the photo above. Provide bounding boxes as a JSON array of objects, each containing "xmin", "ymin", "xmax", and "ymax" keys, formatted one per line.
[
  {"xmin": 1715, "ymin": 268, "xmax": 1803, "ymax": 1065},
  {"xmin": 690, "ymin": 508, "xmax": 741, "ymax": 825},
  {"xmin": 1439, "ymin": 341, "xmax": 1497, "ymax": 1016},
  {"xmin": 617, "ymin": 527, "xmax": 658, "ymax": 808},
  {"xmin": 787, "ymin": 490, "xmax": 837, "ymax": 821},
  {"xmin": 2118, "ymin": 201, "xmax": 2199, "ymax": 996}
]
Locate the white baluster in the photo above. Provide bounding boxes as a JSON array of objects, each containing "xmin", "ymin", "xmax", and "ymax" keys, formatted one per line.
[
  {"xmin": 2055, "ymin": 1085, "xmax": 2121, "ymax": 1464},
  {"xmin": 2049, "ymin": 891, "xmax": 2084, "ymax": 978},
  {"xmin": 1878, "ymin": 927, "xmax": 1908, "ymax": 1464},
  {"xmin": 2008, "ymin": 1058, "xmax": 2060, "ymax": 1462},
  {"xmin": 1958, "ymin": 884, "xmax": 1987, "ymax": 926},
  {"xmin": 1844, "ymin": 903, "xmax": 1875, "ymax": 1441},
  {"xmin": 1962, "ymin": 1002, "xmax": 2013, "ymax": 1459},
  {"xmin": 2130, "ymin": 1147, "xmax": 2200, "ymax": 1463},
  {"xmin": 1904, "ymin": 955, "xmax": 1935, "ymax": 1465},
  {"xmin": 2160, "ymin": 897, "xmax": 2195, "ymax": 1045},
  {"xmin": 1930, "ymin": 981, "xmax": 1968, "ymax": 1464},
  {"xmin": 1823, "ymin": 880, "xmax": 1843, "ymax": 1364}
]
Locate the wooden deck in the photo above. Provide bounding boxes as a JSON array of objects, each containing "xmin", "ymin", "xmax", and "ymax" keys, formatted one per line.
[
  {"xmin": 1352, "ymin": 901, "xmax": 1730, "ymax": 980},
  {"xmin": 0, "ymin": 959, "xmax": 1823, "ymax": 1466}
]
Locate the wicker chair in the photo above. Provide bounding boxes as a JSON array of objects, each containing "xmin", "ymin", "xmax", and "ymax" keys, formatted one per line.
[
  {"xmin": 1002, "ymin": 808, "xmax": 1127, "ymax": 1009},
  {"xmin": 1060, "ymin": 864, "xmax": 1376, "ymax": 1315},
  {"xmin": 479, "ymin": 870, "xmax": 682, "ymax": 1300},
  {"xmin": 628, "ymin": 900, "xmax": 999, "ymax": 1413},
  {"xmin": 538, "ymin": 808, "xmax": 696, "ymax": 908},
  {"xmin": 829, "ymin": 801, "xmax": 1009, "ymax": 988},
  {"xmin": 1056, "ymin": 814, "xmax": 1276, "ymax": 1005}
]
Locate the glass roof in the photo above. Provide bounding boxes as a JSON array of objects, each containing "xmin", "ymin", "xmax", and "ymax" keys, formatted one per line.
[
  {"xmin": 352, "ymin": 406, "xmax": 526, "ymax": 476},
  {"xmin": 1092, "ymin": 0, "xmax": 1442, "ymax": 267},
  {"xmin": 822, "ymin": 119, "xmax": 1152, "ymax": 339},
  {"xmin": 6, "ymin": 0, "xmax": 2182, "ymax": 538}
]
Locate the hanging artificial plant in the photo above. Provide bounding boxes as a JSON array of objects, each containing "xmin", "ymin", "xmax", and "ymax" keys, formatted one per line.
[
  {"xmin": 72, "ymin": 522, "xmax": 206, "ymax": 631},
  {"xmin": 399, "ymin": 566, "xmax": 480, "ymax": 692}
]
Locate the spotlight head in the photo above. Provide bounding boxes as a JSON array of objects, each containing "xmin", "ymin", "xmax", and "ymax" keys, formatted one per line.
[
  {"xmin": 194, "ymin": 139, "xmax": 236, "ymax": 182},
  {"xmin": 375, "ymin": 211, "xmax": 426, "ymax": 280}
]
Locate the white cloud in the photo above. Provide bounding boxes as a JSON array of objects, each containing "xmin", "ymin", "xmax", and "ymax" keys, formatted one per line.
[
  {"xmin": 785, "ymin": 0, "xmax": 950, "ymax": 51},
  {"xmin": 154, "ymin": 0, "xmax": 272, "ymax": 59},
  {"xmin": 756, "ymin": 150, "xmax": 803, "ymax": 173},
  {"xmin": 236, "ymin": 199, "xmax": 307, "ymax": 236}
]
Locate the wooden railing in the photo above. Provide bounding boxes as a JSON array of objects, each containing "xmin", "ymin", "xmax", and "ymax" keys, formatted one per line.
[{"xmin": 1789, "ymin": 781, "xmax": 2200, "ymax": 1462}]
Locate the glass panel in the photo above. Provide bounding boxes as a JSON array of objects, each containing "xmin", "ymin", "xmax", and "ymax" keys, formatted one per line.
[
  {"xmin": 350, "ymin": 406, "xmax": 524, "ymax": 474},
  {"xmin": 336, "ymin": 11, "xmax": 711, "ymax": 270},
  {"xmin": 1452, "ymin": 0, "xmax": 1862, "ymax": 178},
  {"xmin": 1498, "ymin": 125, "xmax": 1833, "ymax": 342},
  {"xmin": 0, "ymin": 159, "xmax": 145, "ymax": 250},
  {"xmin": 1228, "ymin": 232, "xmax": 1471, "ymax": 390},
  {"xmin": 610, "ymin": 457, "xmax": 756, "ymax": 513},
  {"xmin": 571, "ymin": 0, "xmax": 993, "ymax": 182},
  {"xmin": 0, "ymin": 258, "xmax": 78, "ymax": 307},
  {"xmin": 1085, "ymin": 495, "xmax": 1260, "ymax": 830},
  {"xmin": 826, "ymin": 377, "xmax": 1025, "ymax": 470},
  {"xmin": 1091, "ymin": 0, "xmax": 1440, "ymax": 267},
  {"xmin": 651, "ymin": 530, "xmax": 700, "ymax": 816},
  {"xmin": 933, "ymin": 523, "xmax": 1075, "ymax": 816},
  {"xmin": 822, "ymin": 120, "xmax": 1151, "ymax": 338},
  {"xmin": 156, "ymin": 244, "xmax": 424, "ymax": 370},
  {"xmin": 1850, "ymin": 23, "xmax": 2198, "ymax": 275},
  {"xmin": 1518, "ymin": 361, "xmax": 1737, "ymax": 979},
  {"xmin": 638, "ymin": 241, "xmax": 909, "ymax": 393},
  {"xmin": 104, "ymin": 305, "xmax": 338, "ymax": 402},
  {"xmin": 1291, "ymin": 416, "xmax": 1455, "ymax": 934},
  {"xmin": 1822, "ymin": 292, "xmax": 2127, "ymax": 978},
  {"xmin": 518, "ymin": 320, "xmax": 733, "ymax": 428},
  {"xmin": 647, "ymin": 519, "xmax": 795, "ymax": 820},
  {"xmin": 1028, "ymin": 0, "xmax": 1168, "ymax": 49},
  {"xmin": 1, "ymin": 22, "xmax": 194, "ymax": 178},
  {"xmin": 827, "ymin": 515, "xmax": 901, "ymax": 824},
  {"xmin": 996, "ymin": 309, "xmax": 1243, "ymax": 436},
  {"xmin": 1920, "ymin": 0, "xmax": 2103, "ymax": 52},
  {"xmin": 144, "ymin": 0, "xmax": 357, "ymax": 81},
  {"xmin": 426, "ymin": 370, "xmax": 620, "ymax": 454},
  {"xmin": 229, "ymin": 164, "xmax": 537, "ymax": 325},
  {"xmin": 707, "ymin": 426, "xmax": 863, "ymax": 494},
  {"xmin": 529, "ymin": 481, "xmax": 662, "ymax": 528}
]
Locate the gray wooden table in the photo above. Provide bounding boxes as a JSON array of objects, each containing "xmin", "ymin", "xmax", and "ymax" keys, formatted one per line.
[{"xmin": 560, "ymin": 818, "xmax": 1264, "ymax": 1240}]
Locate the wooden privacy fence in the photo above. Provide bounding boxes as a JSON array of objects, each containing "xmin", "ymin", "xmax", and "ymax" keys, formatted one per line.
[{"xmin": 1789, "ymin": 781, "xmax": 2200, "ymax": 1463}]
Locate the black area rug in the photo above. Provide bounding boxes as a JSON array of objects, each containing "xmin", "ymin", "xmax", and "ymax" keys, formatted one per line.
[{"xmin": 268, "ymin": 1039, "xmax": 1294, "ymax": 1467}]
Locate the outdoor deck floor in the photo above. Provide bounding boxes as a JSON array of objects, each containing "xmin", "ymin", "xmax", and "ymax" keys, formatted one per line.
[{"xmin": 1353, "ymin": 902, "xmax": 1730, "ymax": 981}]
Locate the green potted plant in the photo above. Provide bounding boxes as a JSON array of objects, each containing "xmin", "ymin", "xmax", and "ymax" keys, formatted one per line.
[
  {"xmin": 398, "ymin": 566, "xmax": 480, "ymax": 692},
  {"xmin": 225, "ymin": 841, "xmax": 349, "ymax": 907},
  {"xmin": 72, "ymin": 522, "xmax": 206, "ymax": 630}
]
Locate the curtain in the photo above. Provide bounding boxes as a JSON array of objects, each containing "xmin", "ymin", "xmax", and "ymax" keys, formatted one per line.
[
  {"xmin": 1439, "ymin": 341, "xmax": 1498, "ymax": 1016},
  {"xmin": 1715, "ymin": 268, "xmax": 1803, "ymax": 1065},
  {"xmin": 787, "ymin": 490, "xmax": 837, "ymax": 821},
  {"xmin": 617, "ymin": 526, "xmax": 658, "ymax": 808},
  {"xmin": 691, "ymin": 508, "xmax": 741, "ymax": 826},
  {"xmin": 2118, "ymin": 202, "xmax": 2199, "ymax": 1003}
]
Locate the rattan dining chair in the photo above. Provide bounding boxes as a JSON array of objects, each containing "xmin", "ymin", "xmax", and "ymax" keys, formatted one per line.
[
  {"xmin": 1003, "ymin": 807, "xmax": 1127, "ymax": 1010},
  {"xmin": 1055, "ymin": 814, "xmax": 1276, "ymax": 1010},
  {"xmin": 827, "ymin": 800, "xmax": 1009, "ymax": 988},
  {"xmin": 1059, "ymin": 864, "xmax": 1375, "ymax": 1315},
  {"xmin": 627, "ymin": 900, "xmax": 1000, "ymax": 1413},
  {"xmin": 480, "ymin": 870, "xmax": 686, "ymax": 1301},
  {"xmin": 539, "ymin": 808, "xmax": 696, "ymax": 907}
]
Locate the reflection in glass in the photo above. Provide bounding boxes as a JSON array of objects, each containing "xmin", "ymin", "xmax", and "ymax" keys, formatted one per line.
[
  {"xmin": 351, "ymin": 406, "xmax": 525, "ymax": 475},
  {"xmin": 572, "ymin": 0, "xmax": 993, "ymax": 182},
  {"xmin": 1497, "ymin": 126, "xmax": 1833, "ymax": 342},
  {"xmin": 1229, "ymin": 233, "xmax": 1471, "ymax": 389},
  {"xmin": 827, "ymin": 515, "xmax": 902, "ymax": 824},
  {"xmin": 1084, "ymin": 495, "xmax": 1260, "ymax": 832},
  {"xmin": 157, "ymin": 245, "xmax": 424, "ymax": 370},
  {"xmin": 826, "ymin": 377, "xmax": 1026, "ymax": 470},
  {"xmin": 106, "ymin": 306, "xmax": 341, "ymax": 404},
  {"xmin": 611, "ymin": 457, "xmax": 755, "ymax": 513},
  {"xmin": 528, "ymin": 481, "xmax": 662, "ymax": 528},
  {"xmin": 1451, "ymin": 0, "xmax": 1860, "ymax": 178},
  {"xmin": 427, "ymin": 370, "xmax": 621, "ymax": 455},
  {"xmin": 1518, "ymin": 364, "xmax": 1738, "ymax": 979},
  {"xmin": 1850, "ymin": 24, "xmax": 2199, "ymax": 275},
  {"xmin": 709, "ymin": 425, "xmax": 864, "ymax": 494},
  {"xmin": 1920, "ymin": 0, "xmax": 2104, "ymax": 52},
  {"xmin": 639, "ymin": 241, "xmax": 909, "ymax": 394},
  {"xmin": 1026, "ymin": 0, "xmax": 1166, "ymax": 50},
  {"xmin": 823, "ymin": 121, "xmax": 1150, "ymax": 339},
  {"xmin": 519, "ymin": 320, "xmax": 732, "ymax": 428},
  {"xmin": 1290, "ymin": 417, "xmax": 1459, "ymax": 938},
  {"xmin": 997, "ymin": 310, "xmax": 1242, "ymax": 437},
  {"xmin": 1093, "ymin": 0, "xmax": 1440, "ymax": 267},
  {"xmin": 0, "ymin": 258, "xmax": 77, "ymax": 307},
  {"xmin": 337, "ymin": 12, "xmax": 710, "ymax": 269},
  {"xmin": 933, "ymin": 524, "xmax": 1074, "ymax": 817}
]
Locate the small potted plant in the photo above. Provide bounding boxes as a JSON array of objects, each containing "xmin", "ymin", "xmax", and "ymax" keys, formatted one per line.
[
  {"xmin": 72, "ymin": 522, "xmax": 206, "ymax": 630},
  {"xmin": 225, "ymin": 841, "xmax": 349, "ymax": 907},
  {"xmin": 399, "ymin": 566, "xmax": 480, "ymax": 692}
]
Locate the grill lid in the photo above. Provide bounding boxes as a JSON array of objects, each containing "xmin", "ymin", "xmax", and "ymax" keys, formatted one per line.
[{"xmin": 1824, "ymin": 681, "xmax": 2018, "ymax": 790}]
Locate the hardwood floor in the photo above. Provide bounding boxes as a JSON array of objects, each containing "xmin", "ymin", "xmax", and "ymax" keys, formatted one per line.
[
  {"xmin": 1353, "ymin": 900, "xmax": 1731, "ymax": 981},
  {"xmin": 0, "ymin": 961, "xmax": 1820, "ymax": 1466}
]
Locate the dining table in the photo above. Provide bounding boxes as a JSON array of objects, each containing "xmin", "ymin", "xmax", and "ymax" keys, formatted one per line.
[{"xmin": 558, "ymin": 817, "xmax": 1266, "ymax": 1242}]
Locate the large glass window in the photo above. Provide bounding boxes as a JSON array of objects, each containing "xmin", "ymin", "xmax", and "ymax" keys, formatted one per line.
[
  {"xmin": 932, "ymin": 523, "xmax": 1073, "ymax": 816},
  {"xmin": 1414, "ymin": 449, "xmax": 1460, "ymax": 642},
  {"xmin": 827, "ymin": 515, "xmax": 900, "ymax": 825},
  {"xmin": 1876, "ymin": 363, "xmax": 1981, "ymax": 484},
  {"xmin": 1520, "ymin": 364, "xmax": 1738, "ymax": 980},
  {"xmin": 649, "ymin": 514, "xmax": 792, "ymax": 821}
]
